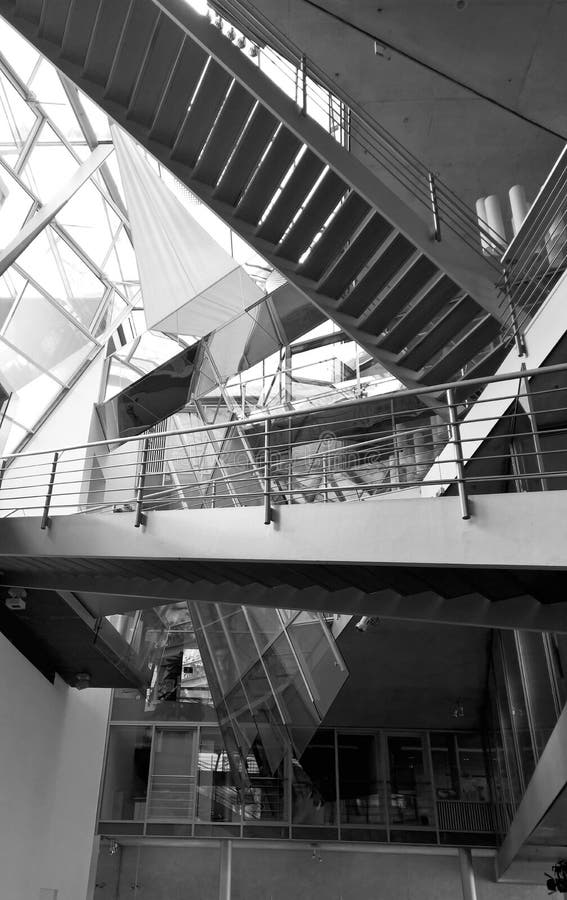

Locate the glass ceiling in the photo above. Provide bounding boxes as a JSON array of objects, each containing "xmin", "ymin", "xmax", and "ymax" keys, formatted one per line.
[{"xmin": 0, "ymin": 10, "xmax": 395, "ymax": 458}]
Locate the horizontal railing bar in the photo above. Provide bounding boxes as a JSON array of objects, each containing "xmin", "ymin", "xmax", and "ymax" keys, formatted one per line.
[{"xmin": 3, "ymin": 361, "xmax": 567, "ymax": 464}]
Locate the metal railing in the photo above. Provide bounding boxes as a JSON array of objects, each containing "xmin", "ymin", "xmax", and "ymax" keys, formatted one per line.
[
  {"xmin": 436, "ymin": 800, "xmax": 496, "ymax": 833},
  {"xmin": 206, "ymin": 0, "xmax": 567, "ymax": 357},
  {"xmin": 499, "ymin": 146, "xmax": 567, "ymax": 346},
  {"xmin": 207, "ymin": 0, "xmax": 506, "ymax": 267},
  {"xmin": 2, "ymin": 362, "xmax": 567, "ymax": 526}
]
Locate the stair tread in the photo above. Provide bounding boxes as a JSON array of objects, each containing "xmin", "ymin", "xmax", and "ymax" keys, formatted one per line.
[
  {"xmin": 236, "ymin": 127, "xmax": 301, "ymax": 226},
  {"xmin": 214, "ymin": 105, "xmax": 278, "ymax": 206},
  {"xmin": 171, "ymin": 60, "xmax": 232, "ymax": 168},
  {"xmin": 378, "ymin": 274, "xmax": 461, "ymax": 354},
  {"xmin": 61, "ymin": 0, "xmax": 101, "ymax": 65},
  {"xmin": 422, "ymin": 316, "xmax": 501, "ymax": 384},
  {"xmin": 105, "ymin": 2, "xmax": 160, "ymax": 106},
  {"xmin": 276, "ymin": 170, "xmax": 347, "ymax": 262},
  {"xmin": 400, "ymin": 296, "xmax": 481, "ymax": 371},
  {"xmin": 192, "ymin": 81, "xmax": 256, "ymax": 186},
  {"xmin": 127, "ymin": 16, "xmax": 184, "ymax": 126},
  {"xmin": 83, "ymin": 0, "xmax": 131, "ymax": 85},
  {"xmin": 339, "ymin": 234, "xmax": 416, "ymax": 320},
  {"xmin": 149, "ymin": 40, "xmax": 208, "ymax": 145},
  {"xmin": 299, "ymin": 193, "xmax": 371, "ymax": 281},
  {"xmin": 361, "ymin": 255, "xmax": 439, "ymax": 336},
  {"xmin": 256, "ymin": 149, "xmax": 325, "ymax": 245},
  {"xmin": 320, "ymin": 213, "xmax": 394, "ymax": 298}
]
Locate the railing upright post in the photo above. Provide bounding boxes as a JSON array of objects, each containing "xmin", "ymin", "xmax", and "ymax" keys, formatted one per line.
[
  {"xmin": 264, "ymin": 418, "xmax": 272, "ymax": 525},
  {"xmin": 40, "ymin": 451, "xmax": 59, "ymax": 530},
  {"xmin": 323, "ymin": 452, "xmax": 329, "ymax": 502},
  {"xmin": 446, "ymin": 389, "xmax": 471, "ymax": 520},
  {"xmin": 503, "ymin": 265, "xmax": 527, "ymax": 356},
  {"xmin": 134, "ymin": 438, "xmax": 149, "ymax": 528},
  {"xmin": 428, "ymin": 172, "xmax": 441, "ymax": 242},
  {"xmin": 300, "ymin": 53, "xmax": 307, "ymax": 116},
  {"xmin": 0, "ymin": 458, "xmax": 6, "ymax": 492}
]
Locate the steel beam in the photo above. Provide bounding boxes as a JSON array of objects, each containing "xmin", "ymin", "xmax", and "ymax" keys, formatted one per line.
[{"xmin": 0, "ymin": 143, "xmax": 113, "ymax": 277}]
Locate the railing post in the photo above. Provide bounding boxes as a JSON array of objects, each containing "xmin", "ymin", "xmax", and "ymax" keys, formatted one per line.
[
  {"xmin": 520, "ymin": 364, "xmax": 548, "ymax": 491},
  {"xmin": 503, "ymin": 265, "xmax": 527, "ymax": 356},
  {"xmin": 300, "ymin": 53, "xmax": 307, "ymax": 116},
  {"xmin": 134, "ymin": 437, "xmax": 149, "ymax": 528},
  {"xmin": 40, "ymin": 451, "xmax": 59, "ymax": 530},
  {"xmin": 446, "ymin": 389, "xmax": 471, "ymax": 520},
  {"xmin": 428, "ymin": 172, "xmax": 441, "ymax": 242},
  {"xmin": 323, "ymin": 452, "xmax": 329, "ymax": 502},
  {"xmin": 0, "ymin": 458, "xmax": 6, "ymax": 492},
  {"xmin": 264, "ymin": 418, "xmax": 272, "ymax": 525}
]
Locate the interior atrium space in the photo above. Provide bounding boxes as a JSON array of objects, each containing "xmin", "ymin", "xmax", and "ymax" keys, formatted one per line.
[{"xmin": 1, "ymin": 1, "xmax": 567, "ymax": 899}]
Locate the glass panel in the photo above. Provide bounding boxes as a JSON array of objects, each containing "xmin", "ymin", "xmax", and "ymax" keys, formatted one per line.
[
  {"xmin": 0, "ymin": 72, "xmax": 37, "ymax": 162},
  {"xmin": 4, "ymin": 286, "xmax": 93, "ymax": 380},
  {"xmin": 500, "ymin": 631, "xmax": 536, "ymax": 786},
  {"xmin": 387, "ymin": 735, "xmax": 434, "ymax": 828},
  {"xmin": 21, "ymin": 121, "xmax": 80, "ymax": 200},
  {"xmin": 338, "ymin": 732, "xmax": 384, "ymax": 825},
  {"xmin": 246, "ymin": 606, "xmax": 284, "ymax": 652},
  {"xmin": 456, "ymin": 734, "xmax": 490, "ymax": 803},
  {"xmin": 57, "ymin": 178, "xmax": 121, "ymax": 267},
  {"xmin": 244, "ymin": 740, "xmax": 288, "ymax": 823},
  {"xmin": 28, "ymin": 60, "xmax": 82, "ymax": 143},
  {"xmin": 0, "ymin": 19, "xmax": 40, "ymax": 84},
  {"xmin": 293, "ymin": 729, "xmax": 337, "ymax": 825},
  {"xmin": 287, "ymin": 611, "xmax": 348, "ymax": 718},
  {"xmin": 430, "ymin": 732, "xmax": 459, "ymax": 800},
  {"xmin": 99, "ymin": 725, "xmax": 152, "ymax": 820},
  {"xmin": 517, "ymin": 631, "xmax": 558, "ymax": 757},
  {"xmin": 197, "ymin": 728, "xmax": 241, "ymax": 823},
  {"xmin": 0, "ymin": 165, "xmax": 35, "ymax": 246},
  {"xmin": 0, "ymin": 338, "xmax": 44, "ymax": 390},
  {"xmin": 148, "ymin": 728, "xmax": 196, "ymax": 820},
  {"xmin": 263, "ymin": 632, "xmax": 320, "ymax": 736},
  {"xmin": 491, "ymin": 643, "xmax": 523, "ymax": 809},
  {"xmin": 550, "ymin": 633, "xmax": 567, "ymax": 709}
]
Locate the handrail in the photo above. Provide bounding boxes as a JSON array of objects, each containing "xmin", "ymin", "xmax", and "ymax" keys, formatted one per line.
[
  {"xmin": 3, "ymin": 360, "xmax": 567, "ymax": 463},
  {"xmin": 2, "ymin": 362, "xmax": 567, "ymax": 526},
  {"xmin": 206, "ymin": 0, "xmax": 506, "ymax": 267}
]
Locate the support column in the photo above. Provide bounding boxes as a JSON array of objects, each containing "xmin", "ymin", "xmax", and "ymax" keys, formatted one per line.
[
  {"xmin": 458, "ymin": 848, "xmax": 477, "ymax": 900},
  {"xmin": 219, "ymin": 839, "xmax": 232, "ymax": 900}
]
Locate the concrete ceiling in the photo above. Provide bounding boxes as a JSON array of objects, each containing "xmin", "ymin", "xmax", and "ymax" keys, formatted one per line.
[
  {"xmin": 253, "ymin": 0, "xmax": 566, "ymax": 240},
  {"xmin": 325, "ymin": 618, "xmax": 491, "ymax": 730}
]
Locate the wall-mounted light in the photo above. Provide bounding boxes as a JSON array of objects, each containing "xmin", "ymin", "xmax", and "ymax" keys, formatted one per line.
[{"xmin": 5, "ymin": 587, "xmax": 27, "ymax": 610}]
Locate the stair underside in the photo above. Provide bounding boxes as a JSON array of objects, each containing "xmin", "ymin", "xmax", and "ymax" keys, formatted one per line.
[{"xmin": 0, "ymin": 0, "xmax": 508, "ymax": 388}]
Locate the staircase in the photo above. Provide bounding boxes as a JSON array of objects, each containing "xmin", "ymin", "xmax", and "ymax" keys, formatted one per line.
[{"xmin": 0, "ymin": 0, "xmax": 508, "ymax": 388}]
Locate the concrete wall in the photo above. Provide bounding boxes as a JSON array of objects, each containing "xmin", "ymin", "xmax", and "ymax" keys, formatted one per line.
[
  {"xmin": 0, "ymin": 631, "xmax": 111, "ymax": 900},
  {"xmin": 93, "ymin": 843, "xmax": 549, "ymax": 900}
]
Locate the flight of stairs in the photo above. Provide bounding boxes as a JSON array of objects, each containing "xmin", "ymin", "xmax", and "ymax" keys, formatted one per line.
[{"xmin": 0, "ymin": 0, "xmax": 508, "ymax": 387}]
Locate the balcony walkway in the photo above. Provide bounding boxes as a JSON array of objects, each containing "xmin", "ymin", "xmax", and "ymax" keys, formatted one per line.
[{"xmin": 1, "ymin": 490, "xmax": 567, "ymax": 631}]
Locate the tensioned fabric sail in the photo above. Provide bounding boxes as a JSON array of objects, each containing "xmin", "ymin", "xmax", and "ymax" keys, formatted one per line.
[{"xmin": 112, "ymin": 126, "xmax": 263, "ymax": 336}]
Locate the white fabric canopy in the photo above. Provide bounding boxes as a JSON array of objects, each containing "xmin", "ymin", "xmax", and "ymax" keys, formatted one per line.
[{"xmin": 112, "ymin": 127, "xmax": 262, "ymax": 336}]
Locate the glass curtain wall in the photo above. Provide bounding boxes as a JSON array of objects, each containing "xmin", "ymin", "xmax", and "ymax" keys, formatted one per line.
[
  {"xmin": 99, "ymin": 713, "xmax": 495, "ymax": 847},
  {"xmin": 485, "ymin": 629, "xmax": 566, "ymax": 833}
]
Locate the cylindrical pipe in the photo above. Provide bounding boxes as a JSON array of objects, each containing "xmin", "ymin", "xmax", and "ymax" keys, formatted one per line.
[
  {"xmin": 218, "ymin": 839, "xmax": 232, "ymax": 900},
  {"xmin": 263, "ymin": 418, "xmax": 271, "ymax": 525},
  {"xmin": 509, "ymin": 184, "xmax": 529, "ymax": 236},
  {"xmin": 458, "ymin": 847, "xmax": 478, "ymax": 900},
  {"xmin": 475, "ymin": 197, "xmax": 490, "ymax": 253},
  {"xmin": 446, "ymin": 389, "xmax": 471, "ymax": 520},
  {"xmin": 484, "ymin": 194, "xmax": 507, "ymax": 251}
]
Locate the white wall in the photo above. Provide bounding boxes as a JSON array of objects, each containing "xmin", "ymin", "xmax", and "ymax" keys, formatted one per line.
[{"xmin": 0, "ymin": 631, "xmax": 111, "ymax": 900}]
